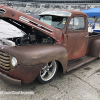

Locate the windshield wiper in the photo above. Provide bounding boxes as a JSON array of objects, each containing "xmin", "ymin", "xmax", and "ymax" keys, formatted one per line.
[{"xmin": 54, "ymin": 20, "xmax": 63, "ymax": 28}]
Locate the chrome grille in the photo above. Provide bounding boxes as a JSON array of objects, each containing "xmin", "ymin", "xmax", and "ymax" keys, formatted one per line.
[{"xmin": 0, "ymin": 51, "xmax": 11, "ymax": 70}]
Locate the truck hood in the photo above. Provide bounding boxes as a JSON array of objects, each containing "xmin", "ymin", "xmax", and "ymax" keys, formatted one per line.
[{"xmin": 0, "ymin": 5, "xmax": 62, "ymax": 41}]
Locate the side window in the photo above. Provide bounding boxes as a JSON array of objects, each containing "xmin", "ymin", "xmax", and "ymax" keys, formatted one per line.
[{"xmin": 68, "ymin": 17, "xmax": 85, "ymax": 30}]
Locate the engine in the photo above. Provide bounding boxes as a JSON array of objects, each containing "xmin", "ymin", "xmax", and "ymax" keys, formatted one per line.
[{"xmin": 2, "ymin": 30, "xmax": 55, "ymax": 46}]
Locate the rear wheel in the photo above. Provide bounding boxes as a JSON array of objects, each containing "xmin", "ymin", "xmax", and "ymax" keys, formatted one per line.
[{"xmin": 37, "ymin": 61, "xmax": 58, "ymax": 84}]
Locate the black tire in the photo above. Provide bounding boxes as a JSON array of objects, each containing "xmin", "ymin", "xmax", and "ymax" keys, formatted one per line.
[{"xmin": 37, "ymin": 61, "xmax": 58, "ymax": 84}]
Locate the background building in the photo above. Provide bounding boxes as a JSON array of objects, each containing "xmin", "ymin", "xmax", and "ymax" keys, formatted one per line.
[{"xmin": 0, "ymin": 0, "xmax": 100, "ymax": 3}]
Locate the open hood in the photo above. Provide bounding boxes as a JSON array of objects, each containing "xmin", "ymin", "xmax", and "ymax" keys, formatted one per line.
[{"xmin": 0, "ymin": 5, "xmax": 62, "ymax": 41}]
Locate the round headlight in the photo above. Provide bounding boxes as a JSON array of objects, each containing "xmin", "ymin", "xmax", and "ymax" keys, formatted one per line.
[{"xmin": 11, "ymin": 57, "xmax": 17, "ymax": 67}]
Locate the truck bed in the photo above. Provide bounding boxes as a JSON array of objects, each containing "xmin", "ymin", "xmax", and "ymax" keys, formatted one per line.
[
  {"xmin": 89, "ymin": 32, "xmax": 100, "ymax": 46},
  {"xmin": 89, "ymin": 31, "xmax": 100, "ymax": 36}
]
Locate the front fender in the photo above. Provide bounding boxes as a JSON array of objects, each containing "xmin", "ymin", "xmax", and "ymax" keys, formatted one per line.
[
  {"xmin": 7, "ymin": 44, "xmax": 68, "ymax": 73},
  {"xmin": 0, "ymin": 44, "xmax": 68, "ymax": 83}
]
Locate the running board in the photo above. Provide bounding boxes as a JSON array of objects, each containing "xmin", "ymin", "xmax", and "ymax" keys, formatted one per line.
[{"xmin": 67, "ymin": 56, "xmax": 96, "ymax": 72}]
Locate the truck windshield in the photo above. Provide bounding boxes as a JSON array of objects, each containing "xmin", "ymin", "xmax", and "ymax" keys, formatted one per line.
[{"xmin": 40, "ymin": 16, "xmax": 67, "ymax": 29}]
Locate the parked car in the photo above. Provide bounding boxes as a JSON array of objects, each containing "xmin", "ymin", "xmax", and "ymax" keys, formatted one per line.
[{"xmin": 0, "ymin": 5, "xmax": 99, "ymax": 85}]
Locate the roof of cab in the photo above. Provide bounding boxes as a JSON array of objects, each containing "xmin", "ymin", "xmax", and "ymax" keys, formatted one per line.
[{"xmin": 39, "ymin": 9, "xmax": 87, "ymax": 17}]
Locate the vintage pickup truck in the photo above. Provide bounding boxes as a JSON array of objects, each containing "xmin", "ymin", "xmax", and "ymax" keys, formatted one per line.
[{"xmin": 0, "ymin": 5, "xmax": 99, "ymax": 85}]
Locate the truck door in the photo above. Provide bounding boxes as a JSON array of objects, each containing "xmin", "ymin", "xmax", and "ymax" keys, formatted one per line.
[{"xmin": 66, "ymin": 16, "xmax": 88, "ymax": 61}]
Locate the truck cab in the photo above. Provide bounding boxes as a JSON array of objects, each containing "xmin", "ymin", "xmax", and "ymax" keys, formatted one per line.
[{"xmin": 39, "ymin": 10, "xmax": 89, "ymax": 61}]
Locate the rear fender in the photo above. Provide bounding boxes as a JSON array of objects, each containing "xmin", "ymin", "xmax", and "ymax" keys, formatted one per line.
[{"xmin": 89, "ymin": 39, "xmax": 100, "ymax": 57}]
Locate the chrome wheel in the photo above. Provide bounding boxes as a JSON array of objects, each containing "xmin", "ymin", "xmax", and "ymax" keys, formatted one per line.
[{"xmin": 37, "ymin": 61, "xmax": 57, "ymax": 83}]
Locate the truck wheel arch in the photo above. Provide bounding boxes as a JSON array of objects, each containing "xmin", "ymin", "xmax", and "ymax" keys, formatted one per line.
[
  {"xmin": 56, "ymin": 58, "xmax": 68, "ymax": 74},
  {"xmin": 56, "ymin": 60, "xmax": 63, "ymax": 72},
  {"xmin": 36, "ymin": 59, "xmax": 67, "ymax": 84}
]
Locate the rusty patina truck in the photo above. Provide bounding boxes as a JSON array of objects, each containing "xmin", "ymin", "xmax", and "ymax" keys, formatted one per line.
[{"xmin": 0, "ymin": 5, "xmax": 99, "ymax": 85}]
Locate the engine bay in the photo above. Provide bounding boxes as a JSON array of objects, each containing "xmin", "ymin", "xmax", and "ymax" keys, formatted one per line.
[{"xmin": 3, "ymin": 29, "xmax": 55, "ymax": 46}]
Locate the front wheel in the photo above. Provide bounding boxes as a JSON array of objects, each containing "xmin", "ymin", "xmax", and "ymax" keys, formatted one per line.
[{"xmin": 37, "ymin": 61, "xmax": 58, "ymax": 84}]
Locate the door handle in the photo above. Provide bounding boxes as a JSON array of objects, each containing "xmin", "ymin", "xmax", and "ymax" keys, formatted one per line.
[{"xmin": 85, "ymin": 35, "xmax": 88, "ymax": 37}]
